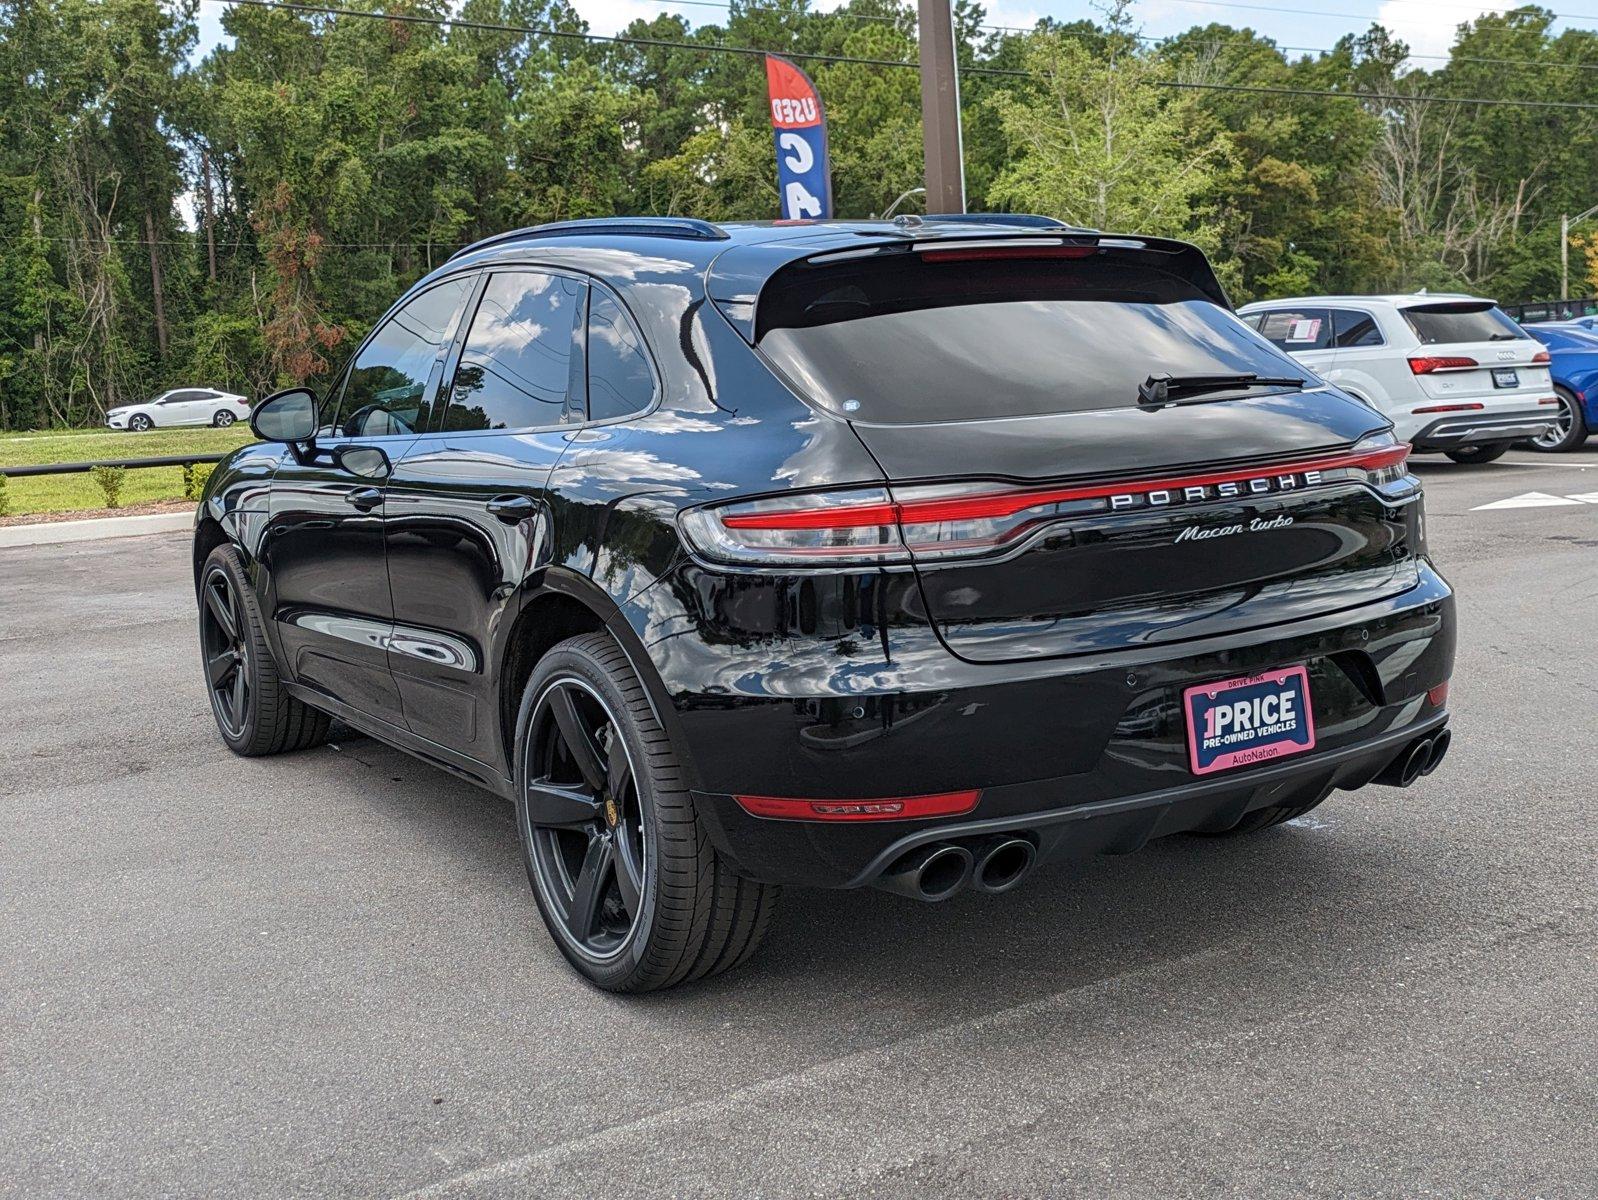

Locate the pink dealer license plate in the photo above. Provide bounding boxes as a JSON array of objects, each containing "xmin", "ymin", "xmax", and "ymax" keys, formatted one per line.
[{"xmin": 1183, "ymin": 665, "xmax": 1316, "ymax": 776}]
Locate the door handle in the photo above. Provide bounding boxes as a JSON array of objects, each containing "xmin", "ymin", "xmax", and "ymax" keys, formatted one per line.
[
  {"xmin": 345, "ymin": 487, "xmax": 384, "ymax": 512},
  {"xmin": 485, "ymin": 494, "xmax": 536, "ymax": 524}
]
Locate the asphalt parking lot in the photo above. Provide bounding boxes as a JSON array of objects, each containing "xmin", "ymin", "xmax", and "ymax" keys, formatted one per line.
[{"xmin": 4, "ymin": 447, "xmax": 1595, "ymax": 1198}]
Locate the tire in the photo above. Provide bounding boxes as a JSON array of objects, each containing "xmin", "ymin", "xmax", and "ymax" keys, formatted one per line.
[
  {"xmin": 1527, "ymin": 387, "xmax": 1589, "ymax": 453},
  {"xmin": 198, "ymin": 544, "xmax": 330, "ymax": 756},
  {"xmin": 1191, "ymin": 793, "xmax": 1329, "ymax": 837},
  {"xmin": 1445, "ymin": 443, "xmax": 1510, "ymax": 464},
  {"xmin": 514, "ymin": 632, "xmax": 777, "ymax": 992},
  {"xmin": 129, "ymin": 413, "xmax": 153, "ymax": 432},
  {"xmin": 213, "ymin": 409, "xmax": 237, "ymax": 428}
]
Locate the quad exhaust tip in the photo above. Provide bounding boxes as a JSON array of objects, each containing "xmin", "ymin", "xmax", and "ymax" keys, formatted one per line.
[
  {"xmin": 874, "ymin": 835, "xmax": 1040, "ymax": 901},
  {"xmin": 972, "ymin": 836, "xmax": 1037, "ymax": 895},
  {"xmin": 876, "ymin": 843, "xmax": 973, "ymax": 902},
  {"xmin": 1375, "ymin": 728, "xmax": 1450, "ymax": 788},
  {"xmin": 1422, "ymin": 728, "xmax": 1451, "ymax": 776}
]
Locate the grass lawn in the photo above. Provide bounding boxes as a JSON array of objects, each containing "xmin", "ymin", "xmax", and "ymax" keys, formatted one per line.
[{"xmin": 0, "ymin": 425, "xmax": 258, "ymax": 517}]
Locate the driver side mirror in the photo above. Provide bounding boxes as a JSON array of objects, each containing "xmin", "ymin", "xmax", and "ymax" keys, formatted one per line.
[
  {"xmin": 333, "ymin": 444, "xmax": 392, "ymax": 481},
  {"xmin": 250, "ymin": 388, "xmax": 320, "ymax": 444}
]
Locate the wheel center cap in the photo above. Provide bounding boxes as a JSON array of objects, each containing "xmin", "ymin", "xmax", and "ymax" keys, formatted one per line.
[{"xmin": 603, "ymin": 797, "xmax": 619, "ymax": 829}]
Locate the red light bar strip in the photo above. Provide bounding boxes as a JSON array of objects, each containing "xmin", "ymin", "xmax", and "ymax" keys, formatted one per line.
[
  {"xmin": 1413, "ymin": 403, "xmax": 1485, "ymax": 414},
  {"xmin": 721, "ymin": 445, "xmax": 1411, "ymax": 531},
  {"xmin": 918, "ymin": 245, "xmax": 1099, "ymax": 263},
  {"xmin": 733, "ymin": 789, "xmax": 980, "ymax": 822}
]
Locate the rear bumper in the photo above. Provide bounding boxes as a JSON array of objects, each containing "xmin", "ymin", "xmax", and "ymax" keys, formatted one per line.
[
  {"xmin": 657, "ymin": 563, "xmax": 1456, "ymax": 889},
  {"xmin": 764, "ymin": 711, "xmax": 1447, "ymax": 889},
  {"xmin": 1412, "ymin": 408, "xmax": 1557, "ymax": 450}
]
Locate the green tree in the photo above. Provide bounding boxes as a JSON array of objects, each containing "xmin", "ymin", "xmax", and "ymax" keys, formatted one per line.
[{"xmin": 986, "ymin": 4, "xmax": 1233, "ymax": 245}]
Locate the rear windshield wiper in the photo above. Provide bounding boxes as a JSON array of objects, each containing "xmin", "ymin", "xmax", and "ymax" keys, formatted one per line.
[{"xmin": 1137, "ymin": 372, "xmax": 1306, "ymax": 408}]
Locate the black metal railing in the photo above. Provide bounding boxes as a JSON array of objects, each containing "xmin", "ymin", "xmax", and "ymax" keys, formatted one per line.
[{"xmin": 0, "ymin": 453, "xmax": 228, "ymax": 478}]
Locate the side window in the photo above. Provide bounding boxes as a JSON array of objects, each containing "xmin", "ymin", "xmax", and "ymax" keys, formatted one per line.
[
  {"xmin": 1238, "ymin": 313, "xmax": 1265, "ymax": 331},
  {"xmin": 1333, "ymin": 309, "xmax": 1384, "ymax": 348},
  {"xmin": 162, "ymin": 390, "xmax": 200, "ymax": 404},
  {"xmin": 330, "ymin": 277, "xmax": 473, "ymax": 438},
  {"xmin": 442, "ymin": 271, "xmax": 583, "ymax": 432},
  {"xmin": 1256, "ymin": 308, "xmax": 1334, "ymax": 351},
  {"xmin": 585, "ymin": 292, "xmax": 655, "ymax": 422}
]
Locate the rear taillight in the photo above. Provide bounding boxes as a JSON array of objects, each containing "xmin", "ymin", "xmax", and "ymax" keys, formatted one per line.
[
  {"xmin": 1532, "ymin": 350, "xmax": 1551, "ymax": 364},
  {"xmin": 1408, "ymin": 356, "xmax": 1479, "ymax": 374},
  {"xmin": 680, "ymin": 435, "xmax": 1414, "ymax": 567}
]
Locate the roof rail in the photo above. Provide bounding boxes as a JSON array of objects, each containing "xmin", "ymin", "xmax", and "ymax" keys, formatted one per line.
[
  {"xmin": 450, "ymin": 216, "xmax": 730, "ymax": 260},
  {"xmin": 923, "ymin": 213, "xmax": 1096, "ymax": 232}
]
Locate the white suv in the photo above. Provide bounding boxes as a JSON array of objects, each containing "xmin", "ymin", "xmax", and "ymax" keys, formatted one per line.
[
  {"xmin": 106, "ymin": 388, "xmax": 251, "ymax": 432},
  {"xmin": 1236, "ymin": 294, "xmax": 1557, "ymax": 463}
]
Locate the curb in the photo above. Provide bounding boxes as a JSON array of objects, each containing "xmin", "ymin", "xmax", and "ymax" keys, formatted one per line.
[{"xmin": 0, "ymin": 511, "xmax": 193, "ymax": 549}]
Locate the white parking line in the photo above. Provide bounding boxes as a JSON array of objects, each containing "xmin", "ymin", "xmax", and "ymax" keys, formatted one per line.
[{"xmin": 1471, "ymin": 491, "xmax": 1598, "ymax": 510}]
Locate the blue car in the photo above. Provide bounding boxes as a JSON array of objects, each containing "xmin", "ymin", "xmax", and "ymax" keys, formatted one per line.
[{"xmin": 1522, "ymin": 323, "xmax": 1598, "ymax": 450}]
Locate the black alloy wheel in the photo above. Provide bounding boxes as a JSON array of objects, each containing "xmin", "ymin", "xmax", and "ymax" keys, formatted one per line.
[
  {"xmin": 213, "ymin": 409, "xmax": 237, "ymax": 427},
  {"xmin": 522, "ymin": 676, "xmax": 648, "ymax": 962},
  {"xmin": 200, "ymin": 566, "xmax": 251, "ymax": 739},
  {"xmin": 514, "ymin": 633, "xmax": 778, "ymax": 992},
  {"xmin": 197, "ymin": 544, "xmax": 330, "ymax": 756}
]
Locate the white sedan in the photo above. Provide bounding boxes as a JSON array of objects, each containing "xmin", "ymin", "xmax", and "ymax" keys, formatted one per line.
[{"xmin": 106, "ymin": 389, "xmax": 251, "ymax": 432}]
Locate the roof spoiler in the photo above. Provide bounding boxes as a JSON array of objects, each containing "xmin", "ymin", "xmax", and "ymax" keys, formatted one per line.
[
  {"xmin": 449, "ymin": 217, "xmax": 729, "ymax": 261},
  {"xmin": 707, "ymin": 230, "xmax": 1233, "ymax": 341}
]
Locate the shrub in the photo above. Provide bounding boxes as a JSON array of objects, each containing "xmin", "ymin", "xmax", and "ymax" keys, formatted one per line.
[
  {"xmin": 90, "ymin": 465, "xmax": 127, "ymax": 509},
  {"xmin": 182, "ymin": 462, "xmax": 215, "ymax": 500},
  {"xmin": 0, "ymin": 472, "xmax": 9, "ymax": 518}
]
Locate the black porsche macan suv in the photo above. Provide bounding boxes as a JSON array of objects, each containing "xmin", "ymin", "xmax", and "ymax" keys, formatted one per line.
[{"xmin": 194, "ymin": 216, "xmax": 1456, "ymax": 991}]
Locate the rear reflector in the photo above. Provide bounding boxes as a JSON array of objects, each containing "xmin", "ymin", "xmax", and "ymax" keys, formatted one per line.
[
  {"xmin": 1408, "ymin": 356, "xmax": 1479, "ymax": 374},
  {"xmin": 1412, "ymin": 403, "xmax": 1485, "ymax": 414},
  {"xmin": 733, "ymin": 790, "xmax": 980, "ymax": 822},
  {"xmin": 1428, "ymin": 681, "xmax": 1450, "ymax": 708},
  {"xmin": 1539, "ymin": 397, "xmax": 1560, "ymax": 406}
]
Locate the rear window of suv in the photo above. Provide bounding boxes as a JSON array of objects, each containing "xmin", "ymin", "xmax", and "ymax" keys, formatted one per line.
[
  {"xmin": 753, "ymin": 253, "xmax": 1305, "ymax": 424},
  {"xmin": 1401, "ymin": 302, "xmax": 1523, "ymax": 345}
]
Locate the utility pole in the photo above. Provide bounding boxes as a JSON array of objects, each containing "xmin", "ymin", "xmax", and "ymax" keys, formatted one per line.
[
  {"xmin": 1561, "ymin": 204, "xmax": 1598, "ymax": 302},
  {"xmin": 918, "ymin": 0, "xmax": 965, "ymax": 215},
  {"xmin": 1563, "ymin": 213, "xmax": 1569, "ymax": 301}
]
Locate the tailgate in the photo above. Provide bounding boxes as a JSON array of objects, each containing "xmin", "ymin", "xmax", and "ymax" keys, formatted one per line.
[
  {"xmin": 853, "ymin": 398, "xmax": 1419, "ymax": 664},
  {"xmin": 1400, "ymin": 302, "xmax": 1550, "ymax": 402}
]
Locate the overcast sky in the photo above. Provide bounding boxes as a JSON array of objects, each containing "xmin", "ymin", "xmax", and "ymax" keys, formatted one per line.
[{"xmin": 189, "ymin": 0, "xmax": 1579, "ymax": 74}]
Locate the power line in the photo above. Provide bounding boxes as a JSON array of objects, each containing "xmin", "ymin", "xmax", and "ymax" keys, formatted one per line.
[
  {"xmin": 1140, "ymin": 0, "xmax": 1598, "ymax": 27},
  {"xmin": 563, "ymin": 0, "xmax": 1598, "ymax": 74},
  {"xmin": 1159, "ymin": 79, "xmax": 1598, "ymax": 110},
  {"xmin": 1145, "ymin": 31, "xmax": 1598, "ymax": 74},
  {"xmin": 215, "ymin": 0, "xmax": 1010, "ymax": 73},
  {"xmin": 0, "ymin": 232, "xmax": 469, "ymax": 249},
  {"xmin": 204, "ymin": 0, "xmax": 1598, "ymax": 108}
]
